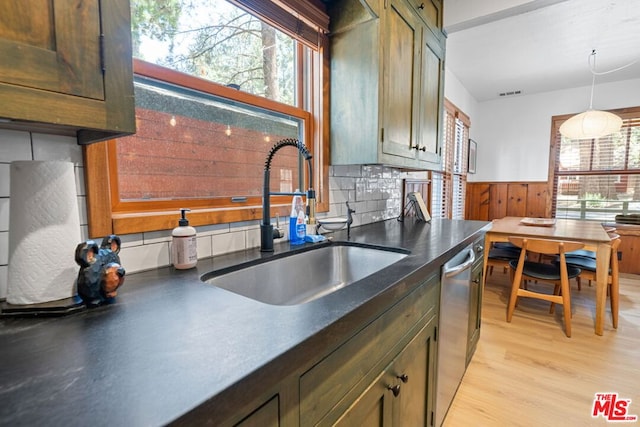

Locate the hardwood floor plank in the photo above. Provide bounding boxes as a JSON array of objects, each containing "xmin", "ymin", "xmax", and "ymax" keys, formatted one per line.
[{"xmin": 443, "ymin": 272, "xmax": 640, "ymax": 426}]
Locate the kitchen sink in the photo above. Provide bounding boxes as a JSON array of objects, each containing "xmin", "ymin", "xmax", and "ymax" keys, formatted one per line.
[{"xmin": 201, "ymin": 242, "xmax": 409, "ymax": 305}]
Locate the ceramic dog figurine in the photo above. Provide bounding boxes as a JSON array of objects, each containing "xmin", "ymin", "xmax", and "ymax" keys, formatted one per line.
[{"xmin": 75, "ymin": 235, "xmax": 125, "ymax": 307}]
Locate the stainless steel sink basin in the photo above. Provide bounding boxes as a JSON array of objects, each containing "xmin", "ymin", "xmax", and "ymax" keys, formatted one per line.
[{"xmin": 202, "ymin": 243, "xmax": 409, "ymax": 305}]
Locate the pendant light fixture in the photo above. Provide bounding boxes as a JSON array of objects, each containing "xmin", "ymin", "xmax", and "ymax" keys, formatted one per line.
[{"xmin": 559, "ymin": 50, "xmax": 623, "ymax": 140}]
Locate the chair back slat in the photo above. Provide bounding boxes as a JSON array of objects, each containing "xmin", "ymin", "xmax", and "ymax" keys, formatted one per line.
[
  {"xmin": 508, "ymin": 237, "xmax": 584, "ymax": 256},
  {"xmin": 506, "ymin": 236, "xmax": 584, "ymax": 337}
]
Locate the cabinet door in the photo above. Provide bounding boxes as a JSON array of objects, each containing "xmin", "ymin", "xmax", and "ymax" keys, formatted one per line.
[
  {"xmin": 392, "ymin": 314, "xmax": 438, "ymax": 426},
  {"xmin": 334, "ymin": 370, "xmax": 394, "ymax": 427},
  {"xmin": 382, "ymin": 0, "xmax": 421, "ymax": 161},
  {"xmin": 407, "ymin": 0, "xmax": 443, "ymax": 33},
  {"xmin": 417, "ymin": 29, "xmax": 444, "ymax": 164},
  {"xmin": 0, "ymin": 0, "xmax": 135, "ymax": 143},
  {"xmin": 466, "ymin": 247, "xmax": 484, "ymax": 366},
  {"xmin": 235, "ymin": 395, "xmax": 280, "ymax": 427},
  {"xmin": 0, "ymin": 0, "xmax": 103, "ymax": 100}
]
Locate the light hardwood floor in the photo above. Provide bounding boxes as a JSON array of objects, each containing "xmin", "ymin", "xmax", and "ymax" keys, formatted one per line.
[{"xmin": 443, "ymin": 270, "xmax": 640, "ymax": 427}]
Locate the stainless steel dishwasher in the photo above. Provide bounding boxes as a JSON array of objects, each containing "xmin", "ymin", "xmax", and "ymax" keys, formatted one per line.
[{"xmin": 435, "ymin": 244, "xmax": 475, "ymax": 427}]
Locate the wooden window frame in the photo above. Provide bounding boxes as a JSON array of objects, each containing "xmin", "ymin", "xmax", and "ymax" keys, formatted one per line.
[
  {"xmin": 431, "ymin": 99, "xmax": 470, "ymax": 219},
  {"xmin": 549, "ymin": 106, "xmax": 640, "ymax": 220},
  {"xmin": 84, "ymin": 1, "xmax": 330, "ymax": 237}
]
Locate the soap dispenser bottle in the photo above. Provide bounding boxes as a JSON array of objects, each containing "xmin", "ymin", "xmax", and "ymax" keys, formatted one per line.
[
  {"xmin": 172, "ymin": 208, "xmax": 197, "ymax": 269},
  {"xmin": 289, "ymin": 191, "xmax": 306, "ymax": 245}
]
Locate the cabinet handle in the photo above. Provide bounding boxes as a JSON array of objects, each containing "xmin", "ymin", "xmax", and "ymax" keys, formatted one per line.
[
  {"xmin": 419, "ymin": 146, "xmax": 426, "ymax": 152},
  {"xmin": 387, "ymin": 384, "xmax": 401, "ymax": 397},
  {"xmin": 418, "ymin": 2, "xmax": 425, "ymax": 9},
  {"xmin": 397, "ymin": 374, "xmax": 409, "ymax": 383}
]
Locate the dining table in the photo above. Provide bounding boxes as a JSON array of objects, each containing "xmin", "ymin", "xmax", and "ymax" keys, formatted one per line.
[{"xmin": 483, "ymin": 216, "xmax": 613, "ymax": 336}]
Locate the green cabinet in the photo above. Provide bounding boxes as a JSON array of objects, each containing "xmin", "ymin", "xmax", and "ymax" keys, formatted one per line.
[
  {"xmin": 235, "ymin": 395, "xmax": 279, "ymax": 427},
  {"xmin": 0, "ymin": 0, "xmax": 135, "ymax": 144},
  {"xmin": 335, "ymin": 316, "xmax": 437, "ymax": 426},
  {"xmin": 300, "ymin": 271, "xmax": 439, "ymax": 426},
  {"xmin": 329, "ymin": 0, "xmax": 445, "ymax": 170},
  {"xmin": 406, "ymin": 0, "xmax": 444, "ymax": 35},
  {"xmin": 467, "ymin": 238, "xmax": 485, "ymax": 366}
]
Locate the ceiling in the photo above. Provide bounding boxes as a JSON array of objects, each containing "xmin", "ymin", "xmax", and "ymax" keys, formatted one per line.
[{"xmin": 444, "ymin": 0, "xmax": 640, "ymax": 102}]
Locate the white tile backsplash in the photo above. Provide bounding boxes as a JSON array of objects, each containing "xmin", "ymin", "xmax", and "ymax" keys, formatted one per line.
[
  {"xmin": 0, "ymin": 164, "xmax": 10, "ymax": 197},
  {"xmin": 32, "ymin": 133, "xmax": 83, "ymax": 165},
  {"xmin": 120, "ymin": 241, "xmax": 170, "ymax": 272},
  {"xmin": 75, "ymin": 166, "xmax": 86, "ymax": 196},
  {"xmin": 143, "ymin": 229, "xmax": 172, "ymax": 245},
  {"xmin": 118, "ymin": 233, "xmax": 144, "ymax": 248},
  {"xmin": 213, "ymin": 231, "xmax": 246, "ymax": 256},
  {"xmin": 245, "ymin": 227, "xmax": 261, "ymax": 248},
  {"xmin": 197, "ymin": 234, "xmax": 213, "ymax": 259},
  {"xmin": 0, "ymin": 129, "xmax": 32, "ymax": 161},
  {"xmin": 0, "ymin": 231, "xmax": 7, "ymax": 265},
  {"xmin": 0, "ymin": 198, "xmax": 8, "ymax": 232},
  {"xmin": 0, "ymin": 127, "xmax": 427, "ymax": 283},
  {"xmin": 0, "ymin": 265, "xmax": 7, "ymax": 300}
]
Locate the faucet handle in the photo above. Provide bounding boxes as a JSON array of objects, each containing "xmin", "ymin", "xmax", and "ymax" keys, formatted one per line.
[
  {"xmin": 273, "ymin": 214, "xmax": 284, "ymax": 239},
  {"xmin": 346, "ymin": 201, "xmax": 356, "ymax": 219},
  {"xmin": 346, "ymin": 201, "xmax": 355, "ymax": 240}
]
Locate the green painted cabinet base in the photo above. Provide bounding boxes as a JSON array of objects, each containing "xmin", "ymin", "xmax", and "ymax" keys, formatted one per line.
[
  {"xmin": 219, "ymin": 270, "xmax": 441, "ymax": 427},
  {"xmin": 467, "ymin": 237, "xmax": 485, "ymax": 366}
]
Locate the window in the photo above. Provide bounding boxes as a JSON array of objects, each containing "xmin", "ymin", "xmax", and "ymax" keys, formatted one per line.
[
  {"xmin": 85, "ymin": 0, "xmax": 329, "ymax": 236},
  {"xmin": 431, "ymin": 99, "xmax": 469, "ymax": 219},
  {"xmin": 551, "ymin": 106, "xmax": 640, "ymax": 221}
]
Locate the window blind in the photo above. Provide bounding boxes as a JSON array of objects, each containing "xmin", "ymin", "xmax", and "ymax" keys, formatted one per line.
[
  {"xmin": 432, "ymin": 99, "xmax": 469, "ymax": 219},
  {"xmin": 552, "ymin": 107, "xmax": 640, "ymax": 221},
  {"xmin": 230, "ymin": 0, "xmax": 329, "ymax": 48}
]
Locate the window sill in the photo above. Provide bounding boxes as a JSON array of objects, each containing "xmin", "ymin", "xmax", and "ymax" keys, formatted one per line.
[{"xmin": 110, "ymin": 204, "xmax": 306, "ymax": 235}]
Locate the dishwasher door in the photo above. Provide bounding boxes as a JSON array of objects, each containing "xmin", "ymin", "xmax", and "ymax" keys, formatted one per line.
[{"xmin": 435, "ymin": 244, "xmax": 475, "ymax": 427}]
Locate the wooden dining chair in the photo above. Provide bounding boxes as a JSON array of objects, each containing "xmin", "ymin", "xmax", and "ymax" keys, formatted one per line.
[
  {"xmin": 564, "ymin": 225, "xmax": 617, "ymax": 290},
  {"xmin": 486, "ymin": 243, "xmax": 521, "ymax": 277},
  {"xmin": 506, "ymin": 237, "xmax": 585, "ymax": 337},
  {"xmin": 565, "ymin": 236, "xmax": 622, "ymax": 328}
]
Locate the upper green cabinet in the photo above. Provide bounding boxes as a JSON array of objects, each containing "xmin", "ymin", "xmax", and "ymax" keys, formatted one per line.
[
  {"xmin": 329, "ymin": 0, "xmax": 445, "ymax": 170},
  {"xmin": 0, "ymin": 0, "xmax": 135, "ymax": 144}
]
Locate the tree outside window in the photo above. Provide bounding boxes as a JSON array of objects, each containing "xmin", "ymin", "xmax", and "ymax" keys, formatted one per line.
[{"xmin": 84, "ymin": 0, "xmax": 329, "ymax": 237}]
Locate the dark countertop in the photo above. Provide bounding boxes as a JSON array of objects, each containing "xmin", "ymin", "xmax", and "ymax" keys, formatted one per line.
[{"xmin": 0, "ymin": 218, "xmax": 490, "ymax": 426}]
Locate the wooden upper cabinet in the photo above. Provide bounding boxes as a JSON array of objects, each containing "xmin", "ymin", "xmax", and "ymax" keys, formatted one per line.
[
  {"xmin": 0, "ymin": 0, "xmax": 135, "ymax": 144},
  {"xmin": 381, "ymin": 0, "xmax": 421, "ymax": 162},
  {"xmin": 329, "ymin": 0, "xmax": 444, "ymax": 170},
  {"xmin": 407, "ymin": 0, "xmax": 443, "ymax": 36},
  {"xmin": 0, "ymin": 1, "xmax": 103, "ymax": 99},
  {"xmin": 417, "ymin": 20, "xmax": 444, "ymax": 164}
]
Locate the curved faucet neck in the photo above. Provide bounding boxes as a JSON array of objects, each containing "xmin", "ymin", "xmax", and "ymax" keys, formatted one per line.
[{"xmin": 261, "ymin": 139, "xmax": 314, "ymax": 252}]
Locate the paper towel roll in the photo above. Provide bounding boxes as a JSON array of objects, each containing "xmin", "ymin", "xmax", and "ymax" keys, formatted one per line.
[{"xmin": 7, "ymin": 161, "xmax": 81, "ymax": 305}]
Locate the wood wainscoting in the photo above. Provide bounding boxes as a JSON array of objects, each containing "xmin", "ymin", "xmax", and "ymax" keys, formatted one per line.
[{"xmin": 465, "ymin": 181, "xmax": 551, "ymax": 221}]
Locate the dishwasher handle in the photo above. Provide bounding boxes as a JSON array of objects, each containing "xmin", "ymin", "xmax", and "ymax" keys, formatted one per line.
[{"xmin": 443, "ymin": 247, "xmax": 476, "ymax": 278}]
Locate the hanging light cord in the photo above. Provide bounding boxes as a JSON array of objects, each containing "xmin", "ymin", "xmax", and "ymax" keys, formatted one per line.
[
  {"xmin": 587, "ymin": 49, "xmax": 639, "ymax": 110},
  {"xmin": 588, "ymin": 49, "xmax": 640, "ymax": 76}
]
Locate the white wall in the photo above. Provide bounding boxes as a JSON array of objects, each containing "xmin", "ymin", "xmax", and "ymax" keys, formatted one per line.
[
  {"xmin": 444, "ymin": 73, "xmax": 640, "ymax": 183},
  {"xmin": 444, "ymin": 0, "xmax": 546, "ymax": 28},
  {"xmin": 443, "ymin": 69, "xmax": 479, "ymax": 140}
]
